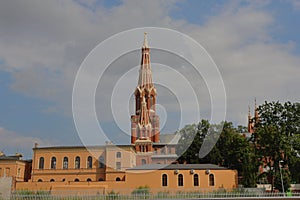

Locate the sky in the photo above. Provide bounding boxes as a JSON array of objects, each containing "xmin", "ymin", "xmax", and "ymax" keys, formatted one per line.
[{"xmin": 0, "ymin": 0, "xmax": 300, "ymax": 158}]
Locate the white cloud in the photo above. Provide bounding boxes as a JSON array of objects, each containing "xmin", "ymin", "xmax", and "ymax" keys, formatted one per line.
[
  {"xmin": 287, "ymin": 0, "xmax": 300, "ymax": 10},
  {"xmin": 0, "ymin": 0, "xmax": 299, "ymax": 134},
  {"xmin": 0, "ymin": 127, "xmax": 50, "ymax": 157}
]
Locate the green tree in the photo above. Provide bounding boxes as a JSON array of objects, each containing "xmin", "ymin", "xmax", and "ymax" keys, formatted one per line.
[
  {"xmin": 176, "ymin": 120, "xmax": 210, "ymax": 164},
  {"xmin": 176, "ymin": 120, "xmax": 257, "ymax": 187},
  {"xmin": 253, "ymin": 101, "xmax": 300, "ymax": 191}
]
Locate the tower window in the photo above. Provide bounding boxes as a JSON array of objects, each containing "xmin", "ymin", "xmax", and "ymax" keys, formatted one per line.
[
  {"xmin": 116, "ymin": 152, "xmax": 121, "ymax": 158},
  {"xmin": 161, "ymin": 148, "xmax": 165, "ymax": 154},
  {"xmin": 87, "ymin": 156, "xmax": 93, "ymax": 168},
  {"xmin": 51, "ymin": 157, "xmax": 56, "ymax": 169},
  {"xmin": 178, "ymin": 174, "xmax": 183, "ymax": 186},
  {"xmin": 39, "ymin": 157, "xmax": 44, "ymax": 169},
  {"xmin": 162, "ymin": 174, "xmax": 168, "ymax": 187},
  {"xmin": 63, "ymin": 157, "xmax": 68, "ymax": 169},
  {"xmin": 99, "ymin": 156, "xmax": 104, "ymax": 168},
  {"xmin": 194, "ymin": 174, "xmax": 199, "ymax": 186},
  {"xmin": 75, "ymin": 156, "xmax": 80, "ymax": 169},
  {"xmin": 209, "ymin": 174, "xmax": 215, "ymax": 186},
  {"xmin": 141, "ymin": 159, "xmax": 146, "ymax": 165}
]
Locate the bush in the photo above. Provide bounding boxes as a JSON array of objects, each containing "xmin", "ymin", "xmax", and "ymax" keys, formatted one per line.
[{"xmin": 131, "ymin": 186, "xmax": 150, "ymax": 198}]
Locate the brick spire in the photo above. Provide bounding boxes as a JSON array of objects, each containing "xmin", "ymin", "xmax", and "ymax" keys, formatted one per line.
[
  {"xmin": 131, "ymin": 33, "xmax": 160, "ymax": 145},
  {"xmin": 138, "ymin": 32, "xmax": 153, "ymax": 89}
]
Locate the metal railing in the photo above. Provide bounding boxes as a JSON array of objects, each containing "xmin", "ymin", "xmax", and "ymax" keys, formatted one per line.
[{"xmin": 8, "ymin": 189, "xmax": 300, "ymax": 200}]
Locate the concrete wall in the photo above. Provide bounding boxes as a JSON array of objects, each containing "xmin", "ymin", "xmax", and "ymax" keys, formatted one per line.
[{"xmin": 0, "ymin": 177, "xmax": 12, "ymax": 199}]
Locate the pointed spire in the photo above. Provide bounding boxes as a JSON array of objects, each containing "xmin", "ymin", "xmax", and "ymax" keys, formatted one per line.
[
  {"xmin": 254, "ymin": 98, "xmax": 260, "ymax": 123},
  {"xmin": 248, "ymin": 105, "xmax": 251, "ymax": 118},
  {"xmin": 143, "ymin": 32, "xmax": 149, "ymax": 48},
  {"xmin": 138, "ymin": 33, "xmax": 153, "ymax": 88},
  {"xmin": 248, "ymin": 105, "xmax": 252, "ymax": 133}
]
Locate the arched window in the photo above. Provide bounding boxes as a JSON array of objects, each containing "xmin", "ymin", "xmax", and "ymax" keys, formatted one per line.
[
  {"xmin": 162, "ymin": 174, "xmax": 168, "ymax": 187},
  {"xmin": 116, "ymin": 152, "xmax": 121, "ymax": 158},
  {"xmin": 87, "ymin": 156, "xmax": 92, "ymax": 168},
  {"xmin": 178, "ymin": 174, "xmax": 183, "ymax": 186},
  {"xmin": 74, "ymin": 178, "xmax": 79, "ymax": 182},
  {"xmin": 51, "ymin": 157, "xmax": 56, "ymax": 169},
  {"xmin": 136, "ymin": 94, "xmax": 140, "ymax": 112},
  {"xmin": 39, "ymin": 157, "xmax": 44, "ymax": 169},
  {"xmin": 62, "ymin": 178, "xmax": 65, "ymax": 182},
  {"xmin": 37, "ymin": 179, "xmax": 43, "ymax": 182},
  {"xmin": 193, "ymin": 174, "xmax": 199, "ymax": 186},
  {"xmin": 75, "ymin": 156, "xmax": 80, "ymax": 169},
  {"xmin": 149, "ymin": 95, "xmax": 153, "ymax": 109},
  {"xmin": 99, "ymin": 156, "xmax": 104, "ymax": 168},
  {"xmin": 116, "ymin": 177, "xmax": 121, "ymax": 181},
  {"xmin": 63, "ymin": 157, "xmax": 68, "ymax": 169},
  {"xmin": 87, "ymin": 178, "xmax": 92, "ymax": 182},
  {"xmin": 209, "ymin": 174, "xmax": 215, "ymax": 186},
  {"xmin": 50, "ymin": 179, "xmax": 55, "ymax": 182},
  {"xmin": 141, "ymin": 159, "xmax": 146, "ymax": 165}
]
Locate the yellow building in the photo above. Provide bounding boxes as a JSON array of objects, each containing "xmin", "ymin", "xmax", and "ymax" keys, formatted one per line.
[
  {"xmin": 0, "ymin": 152, "xmax": 31, "ymax": 182},
  {"xmin": 16, "ymin": 163, "xmax": 237, "ymax": 194}
]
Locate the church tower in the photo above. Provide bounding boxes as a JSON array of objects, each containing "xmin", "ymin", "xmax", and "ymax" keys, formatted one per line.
[
  {"xmin": 248, "ymin": 98, "xmax": 260, "ymax": 133},
  {"xmin": 131, "ymin": 33, "xmax": 160, "ymax": 152}
]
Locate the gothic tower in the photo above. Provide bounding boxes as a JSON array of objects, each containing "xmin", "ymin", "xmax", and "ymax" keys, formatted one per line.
[{"xmin": 131, "ymin": 33, "xmax": 160, "ymax": 152}]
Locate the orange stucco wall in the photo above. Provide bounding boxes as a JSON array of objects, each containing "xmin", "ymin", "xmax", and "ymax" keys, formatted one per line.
[
  {"xmin": 0, "ymin": 160, "xmax": 30, "ymax": 182},
  {"xmin": 16, "ymin": 168, "xmax": 237, "ymax": 194}
]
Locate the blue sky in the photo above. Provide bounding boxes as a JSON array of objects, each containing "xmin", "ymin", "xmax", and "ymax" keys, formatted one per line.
[{"xmin": 0, "ymin": 0, "xmax": 300, "ymax": 158}]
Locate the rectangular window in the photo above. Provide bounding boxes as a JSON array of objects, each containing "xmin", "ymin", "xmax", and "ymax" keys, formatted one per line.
[
  {"xmin": 5, "ymin": 168, "xmax": 10, "ymax": 177},
  {"xmin": 116, "ymin": 162, "xmax": 121, "ymax": 170},
  {"xmin": 17, "ymin": 168, "xmax": 21, "ymax": 177}
]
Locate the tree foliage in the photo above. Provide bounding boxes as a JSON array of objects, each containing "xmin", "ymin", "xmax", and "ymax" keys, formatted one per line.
[
  {"xmin": 176, "ymin": 101, "xmax": 300, "ymax": 189},
  {"xmin": 253, "ymin": 101, "xmax": 300, "ymax": 191},
  {"xmin": 176, "ymin": 120, "xmax": 258, "ymax": 187}
]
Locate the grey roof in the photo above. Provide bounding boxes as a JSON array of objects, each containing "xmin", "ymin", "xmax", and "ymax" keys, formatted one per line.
[
  {"xmin": 0, "ymin": 155, "xmax": 22, "ymax": 161},
  {"xmin": 159, "ymin": 133, "xmax": 181, "ymax": 144},
  {"xmin": 127, "ymin": 164, "xmax": 228, "ymax": 170},
  {"xmin": 151, "ymin": 154, "xmax": 178, "ymax": 158}
]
